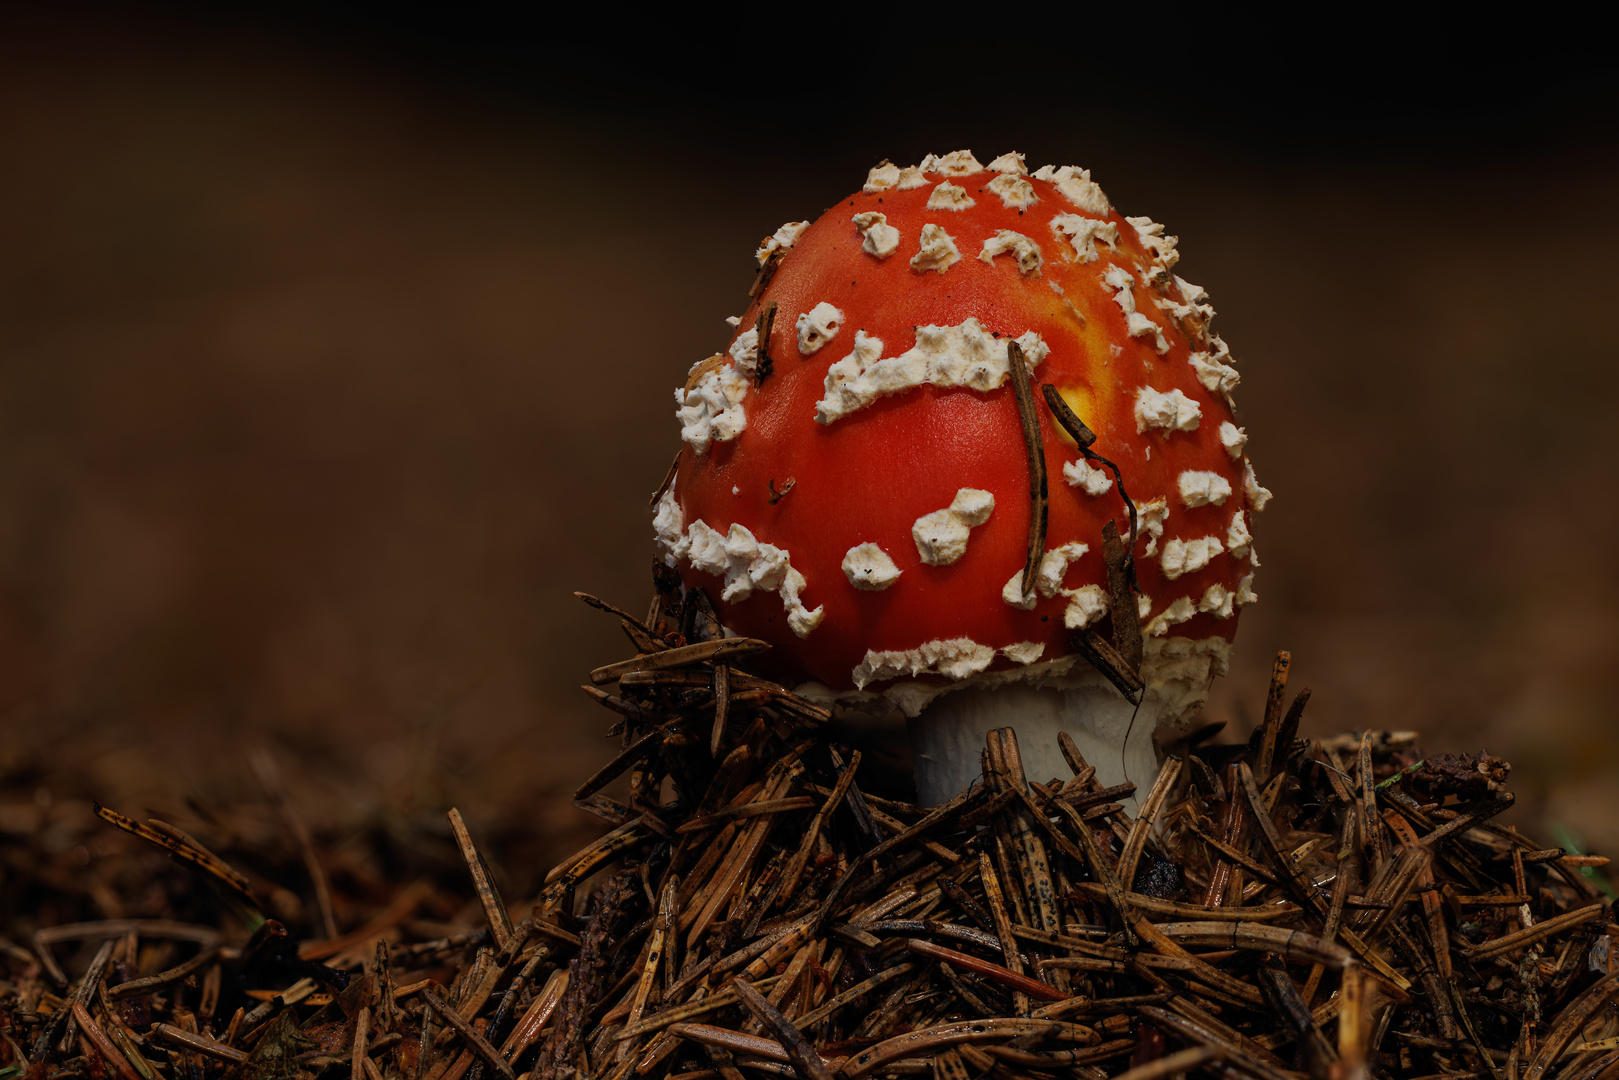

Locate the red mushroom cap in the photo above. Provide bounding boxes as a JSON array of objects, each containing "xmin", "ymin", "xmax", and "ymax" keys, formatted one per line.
[{"xmin": 656, "ymin": 151, "xmax": 1266, "ymax": 698}]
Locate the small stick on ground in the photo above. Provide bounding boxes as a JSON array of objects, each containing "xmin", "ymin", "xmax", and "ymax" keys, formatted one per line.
[
  {"xmin": 91, "ymin": 807, "xmax": 259, "ymax": 911},
  {"xmin": 420, "ymin": 988, "xmax": 518, "ymax": 1080},
  {"xmin": 350, "ymin": 1007, "xmax": 371, "ymax": 1080},
  {"xmin": 590, "ymin": 638, "xmax": 770, "ymax": 686},
  {"xmin": 73, "ymin": 1002, "xmax": 141, "ymax": 1080},
  {"xmin": 447, "ymin": 809, "xmax": 515, "ymax": 954},
  {"xmin": 251, "ymin": 747, "xmax": 338, "ymax": 940},
  {"xmin": 1255, "ymin": 651, "xmax": 1291, "ymax": 779},
  {"xmin": 108, "ymin": 946, "xmax": 221, "ymax": 1000},
  {"xmin": 32, "ymin": 938, "xmax": 114, "ymax": 1059},
  {"xmin": 710, "ymin": 663, "xmax": 729, "ymax": 758},
  {"xmin": 732, "ymin": 979, "xmax": 832, "ymax": 1080}
]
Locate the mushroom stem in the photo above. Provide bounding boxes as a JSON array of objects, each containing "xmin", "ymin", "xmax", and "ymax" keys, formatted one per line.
[
  {"xmin": 907, "ymin": 682, "xmax": 1157, "ymax": 807},
  {"xmin": 902, "ymin": 637, "xmax": 1231, "ymax": 807}
]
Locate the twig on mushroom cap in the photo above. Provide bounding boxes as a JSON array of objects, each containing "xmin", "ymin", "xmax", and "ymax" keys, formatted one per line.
[
  {"xmin": 752, "ymin": 301, "xmax": 777, "ymax": 385},
  {"xmin": 749, "ymin": 246, "xmax": 782, "ymax": 298},
  {"xmin": 1039, "ymin": 382, "xmax": 1141, "ymax": 590},
  {"xmin": 1100, "ymin": 520, "xmax": 1144, "ymax": 678},
  {"xmin": 1006, "ymin": 341, "xmax": 1048, "ymax": 602},
  {"xmin": 649, "ymin": 449, "xmax": 683, "ymax": 508},
  {"xmin": 1070, "ymin": 630, "xmax": 1144, "ymax": 705}
]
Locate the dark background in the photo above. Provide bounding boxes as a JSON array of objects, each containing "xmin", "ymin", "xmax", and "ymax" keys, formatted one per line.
[{"xmin": 3, "ymin": 4, "xmax": 1616, "ymax": 879}]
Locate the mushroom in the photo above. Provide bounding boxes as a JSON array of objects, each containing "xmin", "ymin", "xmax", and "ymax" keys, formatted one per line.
[{"xmin": 656, "ymin": 151, "xmax": 1267, "ymax": 804}]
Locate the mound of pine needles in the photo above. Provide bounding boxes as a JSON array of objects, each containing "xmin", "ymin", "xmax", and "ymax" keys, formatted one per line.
[{"xmin": 2, "ymin": 585, "xmax": 1616, "ymax": 1080}]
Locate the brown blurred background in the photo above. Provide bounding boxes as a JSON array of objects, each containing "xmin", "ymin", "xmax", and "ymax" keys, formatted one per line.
[{"xmin": 2, "ymin": 3, "xmax": 1616, "ymax": 888}]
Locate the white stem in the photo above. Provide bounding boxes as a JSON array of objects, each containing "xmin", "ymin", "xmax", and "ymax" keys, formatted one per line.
[
  {"xmin": 907, "ymin": 681, "xmax": 1158, "ymax": 806},
  {"xmin": 904, "ymin": 635, "xmax": 1233, "ymax": 806},
  {"xmin": 800, "ymin": 636, "xmax": 1232, "ymax": 807}
]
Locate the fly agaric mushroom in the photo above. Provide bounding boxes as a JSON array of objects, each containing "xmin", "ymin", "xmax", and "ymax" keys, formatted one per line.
[{"xmin": 655, "ymin": 150, "xmax": 1268, "ymax": 804}]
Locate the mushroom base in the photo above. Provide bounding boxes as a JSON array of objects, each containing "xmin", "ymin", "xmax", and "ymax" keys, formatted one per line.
[
  {"xmin": 908, "ymin": 678, "xmax": 1155, "ymax": 806},
  {"xmin": 902, "ymin": 634, "xmax": 1232, "ymax": 806}
]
